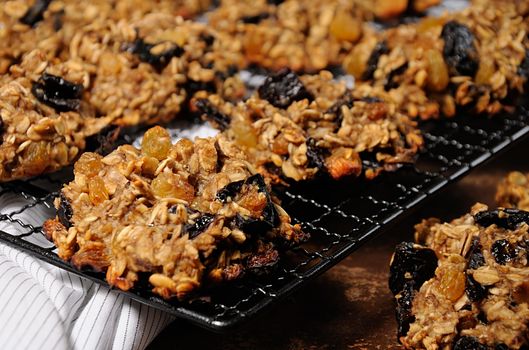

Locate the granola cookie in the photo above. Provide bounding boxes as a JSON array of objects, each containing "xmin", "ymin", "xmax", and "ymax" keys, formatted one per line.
[
  {"xmin": 496, "ymin": 172, "xmax": 529, "ymax": 211},
  {"xmin": 195, "ymin": 70, "xmax": 423, "ymax": 183},
  {"xmin": 43, "ymin": 126, "xmax": 306, "ymax": 300},
  {"xmin": 208, "ymin": 0, "xmax": 440, "ymax": 72},
  {"xmin": 0, "ymin": 50, "xmax": 112, "ymax": 182},
  {"xmin": 390, "ymin": 203, "xmax": 529, "ymax": 349},
  {"xmin": 346, "ymin": 1, "xmax": 529, "ymax": 119}
]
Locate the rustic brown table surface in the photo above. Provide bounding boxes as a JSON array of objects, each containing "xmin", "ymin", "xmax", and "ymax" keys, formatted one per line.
[{"xmin": 148, "ymin": 136, "xmax": 529, "ymax": 350}]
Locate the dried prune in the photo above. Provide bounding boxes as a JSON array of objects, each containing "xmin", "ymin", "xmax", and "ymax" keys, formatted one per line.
[
  {"xmin": 128, "ymin": 37, "xmax": 184, "ymax": 70},
  {"xmin": 362, "ymin": 41, "xmax": 389, "ymax": 80},
  {"xmin": 395, "ymin": 281, "xmax": 416, "ymax": 339},
  {"xmin": 519, "ymin": 49, "xmax": 529, "ymax": 79},
  {"xmin": 216, "ymin": 180, "xmax": 244, "ymax": 202},
  {"xmin": 20, "ymin": 0, "xmax": 51, "ymax": 26},
  {"xmin": 384, "ymin": 62, "xmax": 409, "ymax": 91},
  {"xmin": 31, "ymin": 73, "xmax": 83, "ymax": 112},
  {"xmin": 185, "ymin": 214, "xmax": 215, "ymax": 239},
  {"xmin": 85, "ymin": 125, "xmax": 122, "ymax": 156},
  {"xmin": 441, "ymin": 21, "xmax": 479, "ymax": 77},
  {"xmin": 389, "ymin": 242, "xmax": 438, "ymax": 295},
  {"xmin": 257, "ymin": 69, "xmax": 313, "ymax": 108},
  {"xmin": 306, "ymin": 138, "xmax": 326, "ymax": 170},
  {"xmin": 241, "ymin": 12, "xmax": 270, "ymax": 24},
  {"xmin": 57, "ymin": 192, "xmax": 73, "ymax": 229},
  {"xmin": 491, "ymin": 239, "xmax": 516, "ymax": 265},
  {"xmin": 465, "ymin": 273, "xmax": 488, "ymax": 302},
  {"xmin": 453, "ymin": 336, "xmax": 487, "ymax": 350},
  {"xmin": 474, "ymin": 208, "xmax": 529, "ymax": 230},
  {"xmin": 466, "ymin": 237, "xmax": 485, "ymax": 270},
  {"xmin": 194, "ymin": 98, "xmax": 231, "ymax": 130}
]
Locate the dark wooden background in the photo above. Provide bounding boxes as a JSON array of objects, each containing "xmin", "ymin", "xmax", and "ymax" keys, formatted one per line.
[{"xmin": 149, "ymin": 136, "xmax": 529, "ymax": 350}]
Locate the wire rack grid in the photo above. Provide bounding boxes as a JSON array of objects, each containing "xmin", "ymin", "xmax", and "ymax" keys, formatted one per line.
[{"xmin": 0, "ymin": 106, "xmax": 528, "ymax": 331}]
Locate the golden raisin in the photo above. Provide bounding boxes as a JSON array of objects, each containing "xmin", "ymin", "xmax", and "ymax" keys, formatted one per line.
[
  {"xmin": 151, "ymin": 172, "xmax": 195, "ymax": 202},
  {"xmin": 417, "ymin": 17, "xmax": 445, "ymax": 34},
  {"xmin": 74, "ymin": 153, "xmax": 104, "ymax": 177},
  {"xmin": 231, "ymin": 119, "xmax": 258, "ymax": 149},
  {"xmin": 237, "ymin": 186, "xmax": 267, "ymax": 217},
  {"xmin": 475, "ymin": 57, "xmax": 495, "ymax": 85},
  {"xmin": 426, "ymin": 49, "xmax": 450, "ymax": 92},
  {"xmin": 344, "ymin": 45, "xmax": 371, "ymax": 80},
  {"xmin": 439, "ymin": 267, "xmax": 466, "ymax": 302},
  {"xmin": 141, "ymin": 126, "xmax": 172, "ymax": 160},
  {"xmin": 374, "ymin": 0, "xmax": 408, "ymax": 19},
  {"xmin": 24, "ymin": 141, "xmax": 49, "ymax": 176},
  {"xmin": 329, "ymin": 12, "xmax": 362, "ymax": 43},
  {"xmin": 88, "ymin": 176, "xmax": 109, "ymax": 205}
]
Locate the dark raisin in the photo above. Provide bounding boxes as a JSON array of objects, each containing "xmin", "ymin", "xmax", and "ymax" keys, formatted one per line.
[
  {"xmin": 20, "ymin": 0, "xmax": 52, "ymax": 26},
  {"xmin": 519, "ymin": 49, "xmax": 529, "ymax": 79},
  {"xmin": 267, "ymin": 0, "xmax": 284, "ymax": 4},
  {"xmin": 441, "ymin": 21, "xmax": 479, "ymax": 77},
  {"xmin": 185, "ymin": 214, "xmax": 215, "ymax": 239},
  {"xmin": 395, "ymin": 281, "xmax": 416, "ymax": 339},
  {"xmin": 474, "ymin": 208, "xmax": 529, "ymax": 230},
  {"xmin": 199, "ymin": 33, "xmax": 215, "ymax": 47},
  {"xmin": 185, "ymin": 79, "xmax": 217, "ymax": 95},
  {"xmin": 222, "ymin": 264, "xmax": 244, "ymax": 281},
  {"xmin": 241, "ymin": 12, "xmax": 270, "ymax": 24},
  {"xmin": 491, "ymin": 239, "xmax": 516, "ymax": 265},
  {"xmin": 362, "ymin": 41, "xmax": 389, "ymax": 80},
  {"xmin": 194, "ymin": 98, "xmax": 231, "ymax": 130},
  {"xmin": 85, "ymin": 125, "xmax": 122, "ymax": 156},
  {"xmin": 389, "ymin": 242, "xmax": 438, "ymax": 295},
  {"xmin": 57, "ymin": 192, "xmax": 73, "ymax": 229},
  {"xmin": 257, "ymin": 69, "xmax": 313, "ymax": 108},
  {"xmin": 245, "ymin": 243, "xmax": 279, "ymax": 275},
  {"xmin": 31, "ymin": 73, "xmax": 83, "ymax": 112},
  {"xmin": 453, "ymin": 336, "xmax": 488, "ymax": 350},
  {"xmin": 127, "ymin": 37, "xmax": 184, "ymax": 70},
  {"xmin": 466, "ymin": 237, "xmax": 485, "ymax": 270},
  {"xmin": 216, "ymin": 180, "xmax": 244, "ymax": 202},
  {"xmin": 306, "ymin": 138, "xmax": 326, "ymax": 170},
  {"xmin": 384, "ymin": 62, "xmax": 409, "ymax": 91},
  {"xmin": 465, "ymin": 273, "xmax": 488, "ymax": 302}
]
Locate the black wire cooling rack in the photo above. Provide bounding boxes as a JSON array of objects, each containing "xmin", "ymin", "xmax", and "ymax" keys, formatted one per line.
[{"xmin": 0, "ymin": 106, "xmax": 528, "ymax": 332}]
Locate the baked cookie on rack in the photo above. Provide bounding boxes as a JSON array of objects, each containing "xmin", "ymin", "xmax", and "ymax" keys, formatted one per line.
[
  {"xmin": 195, "ymin": 69, "xmax": 423, "ymax": 183},
  {"xmin": 44, "ymin": 126, "xmax": 306, "ymax": 300}
]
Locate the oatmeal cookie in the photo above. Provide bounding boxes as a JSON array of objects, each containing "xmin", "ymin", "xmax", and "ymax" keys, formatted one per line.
[
  {"xmin": 0, "ymin": 50, "xmax": 113, "ymax": 182},
  {"xmin": 0, "ymin": 0, "xmax": 213, "ymax": 73},
  {"xmin": 195, "ymin": 70, "xmax": 423, "ymax": 183},
  {"xmin": 208, "ymin": 0, "xmax": 440, "ymax": 72},
  {"xmin": 346, "ymin": 2, "xmax": 529, "ymax": 119},
  {"xmin": 390, "ymin": 203, "xmax": 529, "ymax": 349},
  {"xmin": 496, "ymin": 172, "xmax": 529, "ymax": 211},
  {"xmin": 66, "ymin": 12, "xmax": 244, "ymax": 125},
  {"xmin": 43, "ymin": 126, "xmax": 306, "ymax": 300}
]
